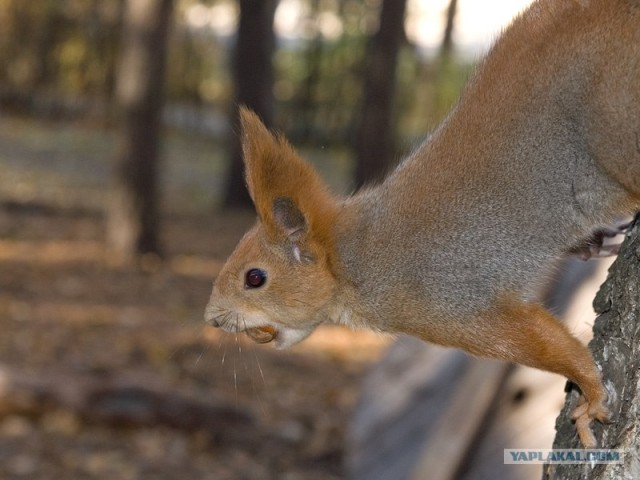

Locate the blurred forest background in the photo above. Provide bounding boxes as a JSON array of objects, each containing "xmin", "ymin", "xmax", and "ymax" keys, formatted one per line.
[
  {"xmin": 0, "ymin": 0, "xmax": 481, "ymax": 260},
  {"xmin": 0, "ymin": 0, "xmax": 532, "ymax": 479}
]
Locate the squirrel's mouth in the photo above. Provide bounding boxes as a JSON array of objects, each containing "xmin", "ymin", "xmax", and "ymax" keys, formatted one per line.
[{"xmin": 244, "ymin": 325, "xmax": 278, "ymax": 344}]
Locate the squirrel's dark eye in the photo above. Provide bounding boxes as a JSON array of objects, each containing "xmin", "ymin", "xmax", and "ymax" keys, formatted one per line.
[{"xmin": 245, "ymin": 268, "xmax": 267, "ymax": 288}]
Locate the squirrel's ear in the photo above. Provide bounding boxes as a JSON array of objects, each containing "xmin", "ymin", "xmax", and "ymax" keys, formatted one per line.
[
  {"xmin": 272, "ymin": 197, "xmax": 306, "ymax": 241},
  {"xmin": 272, "ymin": 197, "xmax": 310, "ymax": 262},
  {"xmin": 239, "ymin": 107, "xmax": 337, "ymax": 251}
]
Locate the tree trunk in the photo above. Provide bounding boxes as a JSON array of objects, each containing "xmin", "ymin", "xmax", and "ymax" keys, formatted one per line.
[
  {"xmin": 223, "ymin": 0, "xmax": 278, "ymax": 209},
  {"xmin": 105, "ymin": 0, "xmax": 127, "ymax": 108},
  {"xmin": 295, "ymin": 0, "xmax": 323, "ymax": 145},
  {"xmin": 32, "ymin": 0, "xmax": 59, "ymax": 90},
  {"xmin": 354, "ymin": 0, "xmax": 407, "ymax": 188},
  {"xmin": 545, "ymin": 216, "xmax": 640, "ymax": 479},
  {"xmin": 440, "ymin": 0, "xmax": 458, "ymax": 57},
  {"xmin": 107, "ymin": 0, "xmax": 173, "ymax": 260}
]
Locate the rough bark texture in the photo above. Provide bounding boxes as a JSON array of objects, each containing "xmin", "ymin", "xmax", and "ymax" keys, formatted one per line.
[
  {"xmin": 546, "ymin": 216, "xmax": 640, "ymax": 479},
  {"xmin": 354, "ymin": 0, "xmax": 407, "ymax": 188},
  {"xmin": 107, "ymin": 0, "xmax": 173, "ymax": 260},
  {"xmin": 223, "ymin": 0, "xmax": 278, "ymax": 208}
]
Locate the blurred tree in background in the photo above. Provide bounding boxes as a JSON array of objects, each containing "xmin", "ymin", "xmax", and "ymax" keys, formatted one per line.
[
  {"xmin": 107, "ymin": 0, "xmax": 173, "ymax": 261},
  {"xmin": 223, "ymin": 0, "xmax": 278, "ymax": 208},
  {"xmin": 441, "ymin": 0, "xmax": 458, "ymax": 57},
  {"xmin": 0, "ymin": 0, "xmax": 125, "ymax": 115},
  {"xmin": 0, "ymin": 0, "xmax": 470, "ymax": 129},
  {"xmin": 354, "ymin": 0, "xmax": 408, "ymax": 187}
]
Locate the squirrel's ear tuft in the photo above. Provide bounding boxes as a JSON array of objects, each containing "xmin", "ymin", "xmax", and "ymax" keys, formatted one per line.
[{"xmin": 239, "ymin": 107, "xmax": 276, "ymax": 203}]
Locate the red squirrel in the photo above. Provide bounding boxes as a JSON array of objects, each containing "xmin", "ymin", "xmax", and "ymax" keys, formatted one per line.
[{"xmin": 205, "ymin": 0, "xmax": 640, "ymax": 447}]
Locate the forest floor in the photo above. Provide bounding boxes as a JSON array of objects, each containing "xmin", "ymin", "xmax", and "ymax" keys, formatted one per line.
[{"xmin": 0, "ymin": 114, "xmax": 390, "ymax": 480}]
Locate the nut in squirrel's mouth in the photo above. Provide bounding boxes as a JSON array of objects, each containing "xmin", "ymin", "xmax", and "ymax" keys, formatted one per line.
[{"xmin": 244, "ymin": 325, "xmax": 278, "ymax": 344}]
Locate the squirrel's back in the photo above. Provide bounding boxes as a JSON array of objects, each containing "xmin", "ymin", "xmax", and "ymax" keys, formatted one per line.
[{"xmin": 337, "ymin": 0, "xmax": 640, "ymax": 319}]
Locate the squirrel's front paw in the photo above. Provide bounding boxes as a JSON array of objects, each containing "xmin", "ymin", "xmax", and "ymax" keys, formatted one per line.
[
  {"xmin": 569, "ymin": 222, "xmax": 630, "ymax": 260},
  {"xmin": 570, "ymin": 396, "xmax": 611, "ymax": 448}
]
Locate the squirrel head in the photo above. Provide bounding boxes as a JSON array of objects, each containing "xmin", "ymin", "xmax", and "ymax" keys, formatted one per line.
[{"xmin": 205, "ymin": 108, "xmax": 340, "ymax": 348}]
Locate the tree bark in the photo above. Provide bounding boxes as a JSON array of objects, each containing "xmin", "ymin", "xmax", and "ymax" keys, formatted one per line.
[
  {"xmin": 354, "ymin": 0, "xmax": 407, "ymax": 188},
  {"xmin": 107, "ymin": 0, "xmax": 173, "ymax": 260},
  {"xmin": 223, "ymin": 0, "xmax": 278, "ymax": 209},
  {"xmin": 545, "ymin": 216, "xmax": 640, "ymax": 479}
]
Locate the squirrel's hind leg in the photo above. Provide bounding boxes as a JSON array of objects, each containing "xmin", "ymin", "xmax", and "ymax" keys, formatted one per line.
[{"xmin": 470, "ymin": 296, "xmax": 610, "ymax": 447}]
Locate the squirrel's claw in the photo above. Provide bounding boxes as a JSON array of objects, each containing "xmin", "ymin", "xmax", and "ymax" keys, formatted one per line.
[
  {"xmin": 571, "ymin": 395, "xmax": 611, "ymax": 448},
  {"xmin": 569, "ymin": 222, "xmax": 630, "ymax": 260}
]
